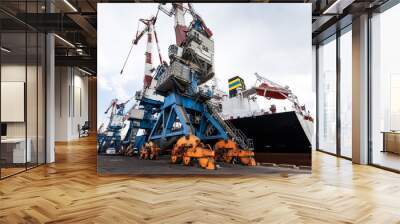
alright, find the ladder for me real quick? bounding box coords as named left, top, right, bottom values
left=176, top=105, right=195, bottom=134
left=206, top=102, right=254, bottom=150
left=124, top=121, right=139, bottom=144
left=129, top=128, right=139, bottom=143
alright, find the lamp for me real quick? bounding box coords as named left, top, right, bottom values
left=1, top=47, right=11, bottom=53
left=63, top=0, right=78, bottom=12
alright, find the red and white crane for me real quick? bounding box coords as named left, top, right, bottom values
left=120, top=15, right=164, bottom=89
left=158, top=3, right=187, bottom=46
left=158, top=3, right=213, bottom=46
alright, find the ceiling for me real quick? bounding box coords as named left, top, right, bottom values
left=0, top=0, right=394, bottom=75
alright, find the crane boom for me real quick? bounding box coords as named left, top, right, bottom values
left=120, top=16, right=163, bottom=76
left=120, top=27, right=147, bottom=75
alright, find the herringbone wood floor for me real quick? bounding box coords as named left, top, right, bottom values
left=1, top=136, right=400, bottom=224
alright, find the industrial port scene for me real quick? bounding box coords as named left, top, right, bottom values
left=97, top=3, right=313, bottom=174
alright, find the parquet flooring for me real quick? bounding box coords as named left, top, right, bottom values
left=1, top=136, right=400, bottom=223
left=1, top=167, right=26, bottom=178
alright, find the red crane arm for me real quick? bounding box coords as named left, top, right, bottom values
left=133, top=27, right=147, bottom=45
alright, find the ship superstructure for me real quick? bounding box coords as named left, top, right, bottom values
left=212, top=74, right=314, bottom=165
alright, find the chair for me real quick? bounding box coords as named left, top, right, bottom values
left=79, top=121, right=90, bottom=138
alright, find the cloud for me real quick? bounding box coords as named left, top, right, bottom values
left=97, top=74, right=112, bottom=91
left=98, top=3, right=314, bottom=124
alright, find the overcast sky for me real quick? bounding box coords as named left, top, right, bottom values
left=97, top=3, right=313, bottom=125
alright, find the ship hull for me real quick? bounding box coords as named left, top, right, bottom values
left=227, top=111, right=313, bottom=166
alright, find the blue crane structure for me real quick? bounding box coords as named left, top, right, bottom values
left=118, top=3, right=255, bottom=167
left=97, top=99, right=130, bottom=154
left=145, top=3, right=230, bottom=147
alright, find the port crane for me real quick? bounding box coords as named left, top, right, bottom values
left=97, top=98, right=130, bottom=154
left=117, top=3, right=256, bottom=169
left=118, top=13, right=165, bottom=157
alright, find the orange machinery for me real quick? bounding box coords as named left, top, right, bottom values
left=139, top=141, right=160, bottom=160
left=140, top=134, right=256, bottom=170
left=214, top=139, right=256, bottom=166
left=171, top=135, right=215, bottom=170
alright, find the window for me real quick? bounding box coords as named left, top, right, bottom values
left=339, top=28, right=352, bottom=158
left=370, top=4, right=400, bottom=171
left=1, top=30, right=28, bottom=178
left=0, top=2, right=46, bottom=179
left=317, top=36, right=337, bottom=154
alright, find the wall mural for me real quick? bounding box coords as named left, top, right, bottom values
left=97, top=3, right=313, bottom=175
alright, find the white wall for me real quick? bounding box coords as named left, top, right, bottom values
left=1, top=65, right=26, bottom=138
left=1, top=63, right=46, bottom=164
left=72, top=72, right=89, bottom=138
left=1, top=65, right=39, bottom=138
left=55, top=66, right=68, bottom=141
left=55, top=67, right=89, bottom=141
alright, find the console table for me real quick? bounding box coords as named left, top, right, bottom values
left=382, top=131, right=400, bottom=154
left=1, top=138, right=32, bottom=164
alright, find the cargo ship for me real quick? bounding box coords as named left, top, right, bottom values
left=213, top=73, right=314, bottom=166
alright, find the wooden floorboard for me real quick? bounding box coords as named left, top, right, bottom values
left=1, top=136, right=400, bottom=223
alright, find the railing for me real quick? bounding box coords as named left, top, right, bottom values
left=225, top=119, right=254, bottom=150
left=206, top=102, right=254, bottom=150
